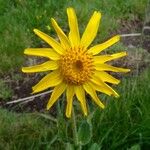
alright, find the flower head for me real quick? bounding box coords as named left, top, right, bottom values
left=22, top=8, right=130, bottom=118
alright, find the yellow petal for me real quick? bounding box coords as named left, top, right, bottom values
left=88, top=35, right=120, bottom=55
left=67, top=7, right=80, bottom=47
left=66, top=85, right=75, bottom=118
left=93, top=52, right=127, bottom=64
left=32, top=70, right=62, bottom=93
left=81, top=11, right=101, bottom=48
left=95, top=63, right=130, bottom=72
left=51, top=18, right=71, bottom=49
left=90, top=74, right=119, bottom=97
left=22, top=61, right=58, bottom=73
left=47, top=82, right=67, bottom=110
left=88, top=81, right=112, bottom=96
left=24, top=48, right=60, bottom=60
left=93, top=55, right=113, bottom=64
left=94, top=71, right=120, bottom=84
left=74, top=85, right=87, bottom=116
left=33, top=29, right=65, bottom=54
left=83, top=82, right=105, bottom=109
left=110, top=51, right=127, bottom=60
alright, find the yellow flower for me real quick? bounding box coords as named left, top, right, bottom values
left=22, top=8, right=130, bottom=118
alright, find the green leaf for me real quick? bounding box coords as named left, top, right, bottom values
left=78, top=120, right=92, bottom=145
left=57, top=115, right=67, bottom=140
left=88, top=143, right=101, bottom=150
left=66, top=143, right=74, bottom=150
left=128, top=144, right=141, bottom=150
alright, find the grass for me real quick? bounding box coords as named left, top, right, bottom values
left=89, top=70, right=150, bottom=149
left=0, top=0, right=148, bottom=73
left=0, top=79, right=13, bottom=100
left=0, top=110, right=59, bottom=150
left=0, top=69, right=150, bottom=149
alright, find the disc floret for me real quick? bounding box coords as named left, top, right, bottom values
left=59, top=47, right=94, bottom=85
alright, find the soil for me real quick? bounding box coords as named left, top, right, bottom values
left=0, top=18, right=150, bottom=114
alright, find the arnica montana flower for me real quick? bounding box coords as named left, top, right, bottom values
left=22, top=7, right=130, bottom=118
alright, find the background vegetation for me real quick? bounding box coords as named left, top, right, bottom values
left=0, top=0, right=149, bottom=149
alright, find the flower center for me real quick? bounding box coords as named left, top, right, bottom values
left=59, top=47, right=94, bottom=85
left=73, top=60, right=83, bottom=71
